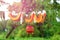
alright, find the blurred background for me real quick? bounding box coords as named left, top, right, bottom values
left=0, top=0, right=60, bottom=40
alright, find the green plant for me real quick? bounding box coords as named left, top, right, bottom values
left=50, top=34, right=60, bottom=40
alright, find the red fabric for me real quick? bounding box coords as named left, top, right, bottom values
left=26, top=25, right=34, bottom=34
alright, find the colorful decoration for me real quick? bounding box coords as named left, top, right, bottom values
left=26, top=25, right=34, bottom=34
left=8, top=11, right=46, bottom=38
left=34, top=13, right=43, bottom=23
left=25, top=13, right=34, bottom=23
left=9, top=13, right=21, bottom=21
left=9, top=11, right=46, bottom=23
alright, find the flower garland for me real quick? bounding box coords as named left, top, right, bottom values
left=9, top=11, right=46, bottom=24
left=9, top=13, right=21, bottom=21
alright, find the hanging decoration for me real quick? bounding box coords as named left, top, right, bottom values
left=9, top=13, right=21, bottom=21
left=25, top=13, right=34, bottom=23
left=34, top=13, right=43, bottom=23
left=9, top=11, right=46, bottom=23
